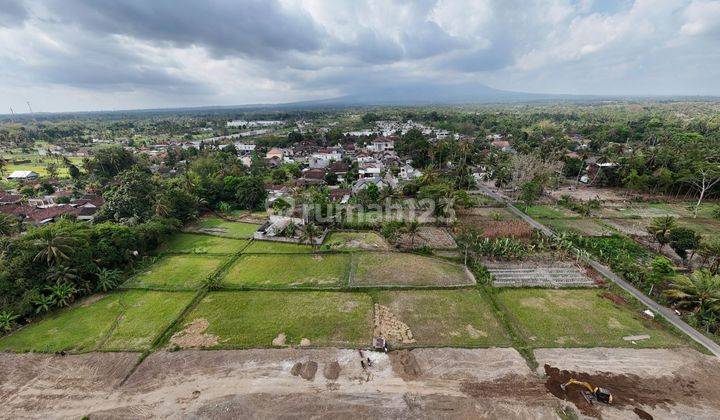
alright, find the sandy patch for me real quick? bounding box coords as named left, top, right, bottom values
left=169, top=318, right=219, bottom=349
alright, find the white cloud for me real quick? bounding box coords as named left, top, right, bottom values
left=0, top=0, right=719, bottom=112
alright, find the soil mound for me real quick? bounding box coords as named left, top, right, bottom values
left=323, top=361, right=341, bottom=380
left=390, top=350, right=421, bottom=380
left=300, top=361, right=318, bottom=380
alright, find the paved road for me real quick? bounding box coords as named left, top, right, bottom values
left=475, top=185, right=720, bottom=357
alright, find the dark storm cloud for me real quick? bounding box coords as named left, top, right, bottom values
left=0, top=0, right=29, bottom=27
left=43, top=0, right=324, bottom=59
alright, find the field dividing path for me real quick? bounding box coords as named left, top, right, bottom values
left=475, top=185, right=720, bottom=358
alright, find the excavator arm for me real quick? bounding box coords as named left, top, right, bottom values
left=560, top=378, right=613, bottom=404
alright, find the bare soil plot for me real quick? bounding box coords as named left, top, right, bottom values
left=323, top=231, right=390, bottom=251
left=458, top=206, right=517, bottom=221
left=486, top=262, right=595, bottom=288
left=494, top=289, right=687, bottom=348
left=160, top=233, right=248, bottom=254
left=4, top=347, right=720, bottom=418
left=0, top=291, right=194, bottom=352
left=352, top=252, right=474, bottom=287
left=185, top=216, right=260, bottom=239
left=179, top=291, right=373, bottom=348
left=601, top=218, right=650, bottom=236
left=221, top=253, right=350, bottom=288
left=123, top=254, right=227, bottom=290
left=536, top=348, right=720, bottom=418
left=538, top=218, right=612, bottom=236
left=677, top=217, right=720, bottom=236
left=242, top=240, right=312, bottom=253
left=397, top=226, right=457, bottom=249
left=374, top=290, right=510, bottom=347
left=0, top=352, right=139, bottom=414
left=549, top=186, right=628, bottom=202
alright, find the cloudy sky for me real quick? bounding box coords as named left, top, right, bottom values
left=1, top=0, right=719, bottom=112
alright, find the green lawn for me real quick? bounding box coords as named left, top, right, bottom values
left=182, top=291, right=373, bottom=348
left=222, top=254, right=350, bottom=288
left=374, top=289, right=510, bottom=347
left=160, top=233, right=248, bottom=254
left=494, top=289, right=686, bottom=348
left=123, top=254, right=228, bottom=290
left=539, top=218, right=612, bottom=236
left=353, top=252, right=474, bottom=287
left=523, top=205, right=579, bottom=219
left=190, top=217, right=260, bottom=239
left=242, top=240, right=312, bottom=253
left=0, top=291, right=194, bottom=352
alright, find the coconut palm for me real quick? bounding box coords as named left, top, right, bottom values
left=647, top=216, right=677, bottom=251
left=33, top=229, right=77, bottom=266
left=404, top=220, right=421, bottom=247
left=665, top=270, right=720, bottom=315
left=0, top=213, right=18, bottom=236
left=300, top=222, right=321, bottom=249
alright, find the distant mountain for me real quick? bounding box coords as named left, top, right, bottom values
left=288, top=83, right=586, bottom=106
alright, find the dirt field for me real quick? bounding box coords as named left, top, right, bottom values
left=2, top=347, right=719, bottom=419
left=535, top=348, right=720, bottom=419
left=397, top=226, right=457, bottom=249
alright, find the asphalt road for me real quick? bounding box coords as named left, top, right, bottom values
left=475, top=185, right=720, bottom=357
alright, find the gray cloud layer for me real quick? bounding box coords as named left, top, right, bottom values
left=1, top=0, right=719, bottom=111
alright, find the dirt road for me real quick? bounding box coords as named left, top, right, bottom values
left=1, top=347, right=719, bottom=419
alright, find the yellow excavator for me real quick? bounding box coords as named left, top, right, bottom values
left=560, top=379, right=613, bottom=405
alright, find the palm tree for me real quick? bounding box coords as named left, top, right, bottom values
left=647, top=216, right=677, bottom=251
left=47, top=265, right=80, bottom=284
left=0, top=213, right=18, bottom=236
left=665, top=270, right=720, bottom=316
left=404, top=220, right=420, bottom=247
left=300, top=222, right=321, bottom=249
left=33, top=229, right=77, bottom=266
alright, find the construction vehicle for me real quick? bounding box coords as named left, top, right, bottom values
left=560, top=379, right=613, bottom=405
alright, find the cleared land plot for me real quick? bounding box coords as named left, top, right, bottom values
left=601, top=218, right=649, bottom=236
left=323, top=231, right=390, bottom=251
left=187, top=217, right=259, bottom=239
left=242, top=240, right=312, bottom=254
left=353, top=252, right=474, bottom=287
left=180, top=291, right=373, bottom=348
left=374, top=290, right=510, bottom=347
left=458, top=207, right=517, bottom=221
left=539, top=218, right=611, bottom=236
left=0, top=291, right=194, bottom=352
left=487, top=264, right=595, bottom=288
left=160, top=233, right=248, bottom=254
left=222, top=253, right=350, bottom=288
left=398, top=226, right=457, bottom=249
left=123, top=254, right=227, bottom=290
left=495, top=289, right=686, bottom=348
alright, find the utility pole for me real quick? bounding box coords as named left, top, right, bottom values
left=9, top=107, right=14, bottom=123
left=26, top=101, right=33, bottom=114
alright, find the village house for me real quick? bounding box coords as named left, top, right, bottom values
left=265, top=147, right=284, bottom=160
left=7, top=170, right=39, bottom=181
